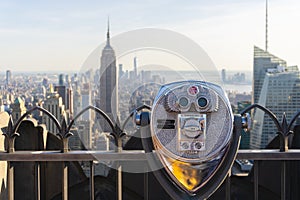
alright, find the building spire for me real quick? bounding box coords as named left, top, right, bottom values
left=106, top=16, right=110, bottom=46
left=265, top=0, right=268, bottom=52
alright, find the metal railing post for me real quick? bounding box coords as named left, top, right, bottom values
left=281, top=161, right=286, bottom=200
left=36, top=162, right=41, bottom=200
left=254, top=160, right=259, bottom=200
left=59, top=118, right=71, bottom=200
left=62, top=161, right=68, bottom=200
left=117, top=137, right=123, bottom=200
left=3, top=117, right=18, bottom=200
left=7, top=161, right=14, bottom=200
left=89, top=161, right=95, bottom=200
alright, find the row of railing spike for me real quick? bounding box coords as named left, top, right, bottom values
left=2, top=104, right=152, bottom=153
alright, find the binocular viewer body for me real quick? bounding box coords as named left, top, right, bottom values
left=139, top=80, right=241, bottom=199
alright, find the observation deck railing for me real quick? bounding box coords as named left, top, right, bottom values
left=0, top=104, right=299, bottom=200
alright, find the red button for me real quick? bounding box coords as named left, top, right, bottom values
left=188, top=86, right=199, bottom=95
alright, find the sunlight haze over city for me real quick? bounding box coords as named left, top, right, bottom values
left=0, top=0, right=299, bottom=72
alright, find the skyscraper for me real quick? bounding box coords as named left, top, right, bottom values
left=99, top=22, right=118, bottom=131
left=55, top=73, right=73, bottom=118
left=42, top=92, right=65, bottom=133
left=251, top=46, right=300, bottom=148
left=81, top=83, right=92, bottom=121
left=6, top=70, right=11, bottom=86
left=253, top=46, right=286, bottom=104
left=221, top=69, right=226, bottom=83
left=59, top=74, right=64, bottom=86
left=11, top=97, right=26, bottom=122
left=134, top=56, right=138, bottom=78
left=54, top=85, right=67, bottom=107
left=55, top=73, right=67, bottom=108
left=118, top=64, right=124, bottom=78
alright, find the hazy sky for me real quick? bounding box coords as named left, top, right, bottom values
left=0, top=0, right=299, bottom=72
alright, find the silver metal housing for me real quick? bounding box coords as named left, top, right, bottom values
left=150, top=81, right=234, bottom=193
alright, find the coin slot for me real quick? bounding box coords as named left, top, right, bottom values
left=157, top=119, right=176, bottom=129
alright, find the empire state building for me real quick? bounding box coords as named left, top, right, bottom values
left=99, top=23, right=118, bottom=131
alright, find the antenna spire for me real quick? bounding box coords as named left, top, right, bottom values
left=106, top=16, right=110, bottom=46
left=265, top=0, right=268, bottom=52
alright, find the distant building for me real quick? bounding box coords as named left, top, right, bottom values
left=10, top=97, right=26, bottom=122
left=129, top=71, right=135, bottom=80
left=141, top=70, right=152, bottom=83
left=221, top=69, right=226, bottom=83
left=42, top=92, right=65, bottom=133
left=0, top=99, right=4, bottom=112
left=231, top=73, right=246, bottom=83
left=253, top=46, right=286, bottom=104
left=118, top=64, right=124, bottom=78
left=251, top=46, right=300, bottom=148
left=55, top=74, right=73, bottom=117
left=73, top=87, right=81, bottom=117
left=129, top=83, right=160, bottom=113
left=6, top=70, right=11, bottom=86
left=58, top=74, right=64, bottom=86
left=98, top=22, right=118, bottom=131
left=81, top=83, right=92, bottom=121
left=67, top=86, right=73, bottom=118
left=77, top=120, right=93, bottom=149
left=227, top=91, right=252, bottom=107
left=42, top=78, right=48, bottom=88
left=152, top=75, right=162, bottom=84
left=134, top=56, right=138, bottom=78
left=54, top=85, right=66, bottom=107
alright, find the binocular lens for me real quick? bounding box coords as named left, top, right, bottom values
left=198, top=97, right=208, bottom=108
left=179, top=97, right=189, bottom=107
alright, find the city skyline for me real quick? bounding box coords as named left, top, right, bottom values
left=0, top=0, right=300, bottom=72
